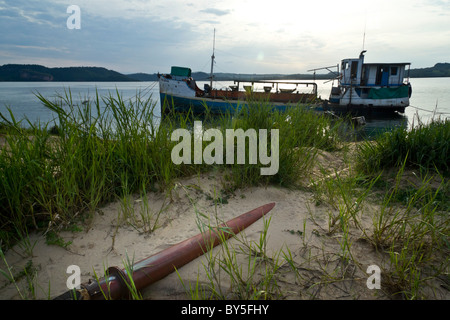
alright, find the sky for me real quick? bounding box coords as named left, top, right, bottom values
left=0, top=0, right=449, bottom=75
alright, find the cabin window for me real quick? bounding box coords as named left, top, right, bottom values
left=391, top=67, right=398, bottom=76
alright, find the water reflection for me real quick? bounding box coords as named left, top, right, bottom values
left=357, top=113, right=408, bottom=140
left=321, top=111, right=408, bottom=142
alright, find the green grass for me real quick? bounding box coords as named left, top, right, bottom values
left=309, top=138, right=449, bottom=299
left=0, top=89, right=196, bottom=249
left=237, top=100, right=342, bottom=186
left=197, top=98, right=345, bottom=192
left=177, top=208, right=286, bottom=300
left=356, top=118, right=449, bottom=175
left=352, top=118, right=449, bottom=298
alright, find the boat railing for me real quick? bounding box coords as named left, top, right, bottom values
left=231, top=80, right=318, bottom=95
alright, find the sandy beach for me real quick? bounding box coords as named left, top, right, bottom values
left=0, top=148, right=378, bottom=300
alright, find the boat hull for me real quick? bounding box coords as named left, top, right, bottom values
left=160, top=92, right=243, bottom=114
left=323, top=100, right=406, bottom=116
left=160, top=92, right=317, bottom=115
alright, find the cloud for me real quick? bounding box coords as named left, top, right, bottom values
left=0, top=0, right=449, bottom=73
left=2, top=44, right=68, bottom=53
left=0, top=0, right=63, bottom=28
left=199, top=8, right=231, bottom=16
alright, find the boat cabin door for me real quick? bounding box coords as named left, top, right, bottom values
left=376, top=66, right=390, bottom=86
left=341, top=59, right=361, bottom=85
left=381, top=71, right=389, bottom=86
left=350, top=61, right=359, bottom=80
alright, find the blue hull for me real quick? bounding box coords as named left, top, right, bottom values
left=160, top=93, right=243, bottom=114
left=160, top=93, right=320, bottom=114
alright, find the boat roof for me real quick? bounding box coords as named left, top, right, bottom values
left=362, top=62, right=411, bottom=66
left=170, top=66, right=191, bottom=77
left=233, top=79, right=317, bottom=85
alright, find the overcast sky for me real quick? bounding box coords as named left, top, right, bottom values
left=0, top=0, right=449, bottom=75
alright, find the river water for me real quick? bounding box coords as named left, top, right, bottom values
left=0, top=78, right=449, bottom=138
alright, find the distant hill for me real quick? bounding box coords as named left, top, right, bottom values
left=1, top=62, right=449, bottom=82
left=408, top=63, right=450, bottom=78
left=126, top=73, right=159, bottom=81
left=0, top=64, right=134, bottom=81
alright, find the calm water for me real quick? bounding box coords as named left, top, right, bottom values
left=0, top=78, right=449, bottom=138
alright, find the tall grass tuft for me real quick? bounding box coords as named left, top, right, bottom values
left=0, top=89, right=196, bottom=249
left=370, top=165, right=449, bottom=298
left=356, top=118, right=449, bottom=175
left=218, top=99, right=344, bottom=190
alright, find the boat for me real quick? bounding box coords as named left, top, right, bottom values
left=158, top=68, right=319, bottom=114
left=158, top=30, right=319, bottom=115
left=158, top=67, right=319, bottom=115
left=322, top=50, right=412, bottom=115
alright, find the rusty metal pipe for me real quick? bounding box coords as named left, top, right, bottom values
left=54, top=202, right=275, bottom=300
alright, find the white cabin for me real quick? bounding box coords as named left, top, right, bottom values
left=340, top=51, right=410, bottom=87
left=329, top=51, right=412, bottom=113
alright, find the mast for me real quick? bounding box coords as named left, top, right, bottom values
left=209, top=28, right=216, bottom=90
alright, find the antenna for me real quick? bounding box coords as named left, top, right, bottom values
left=210, top=28, right=216, bottom=90
left=362, top=10, right=367, bottom=51
left=362, top=27, right=366, bottom=51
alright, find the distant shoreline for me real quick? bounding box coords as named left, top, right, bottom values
left=1, top=63, right=449, bottom=82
